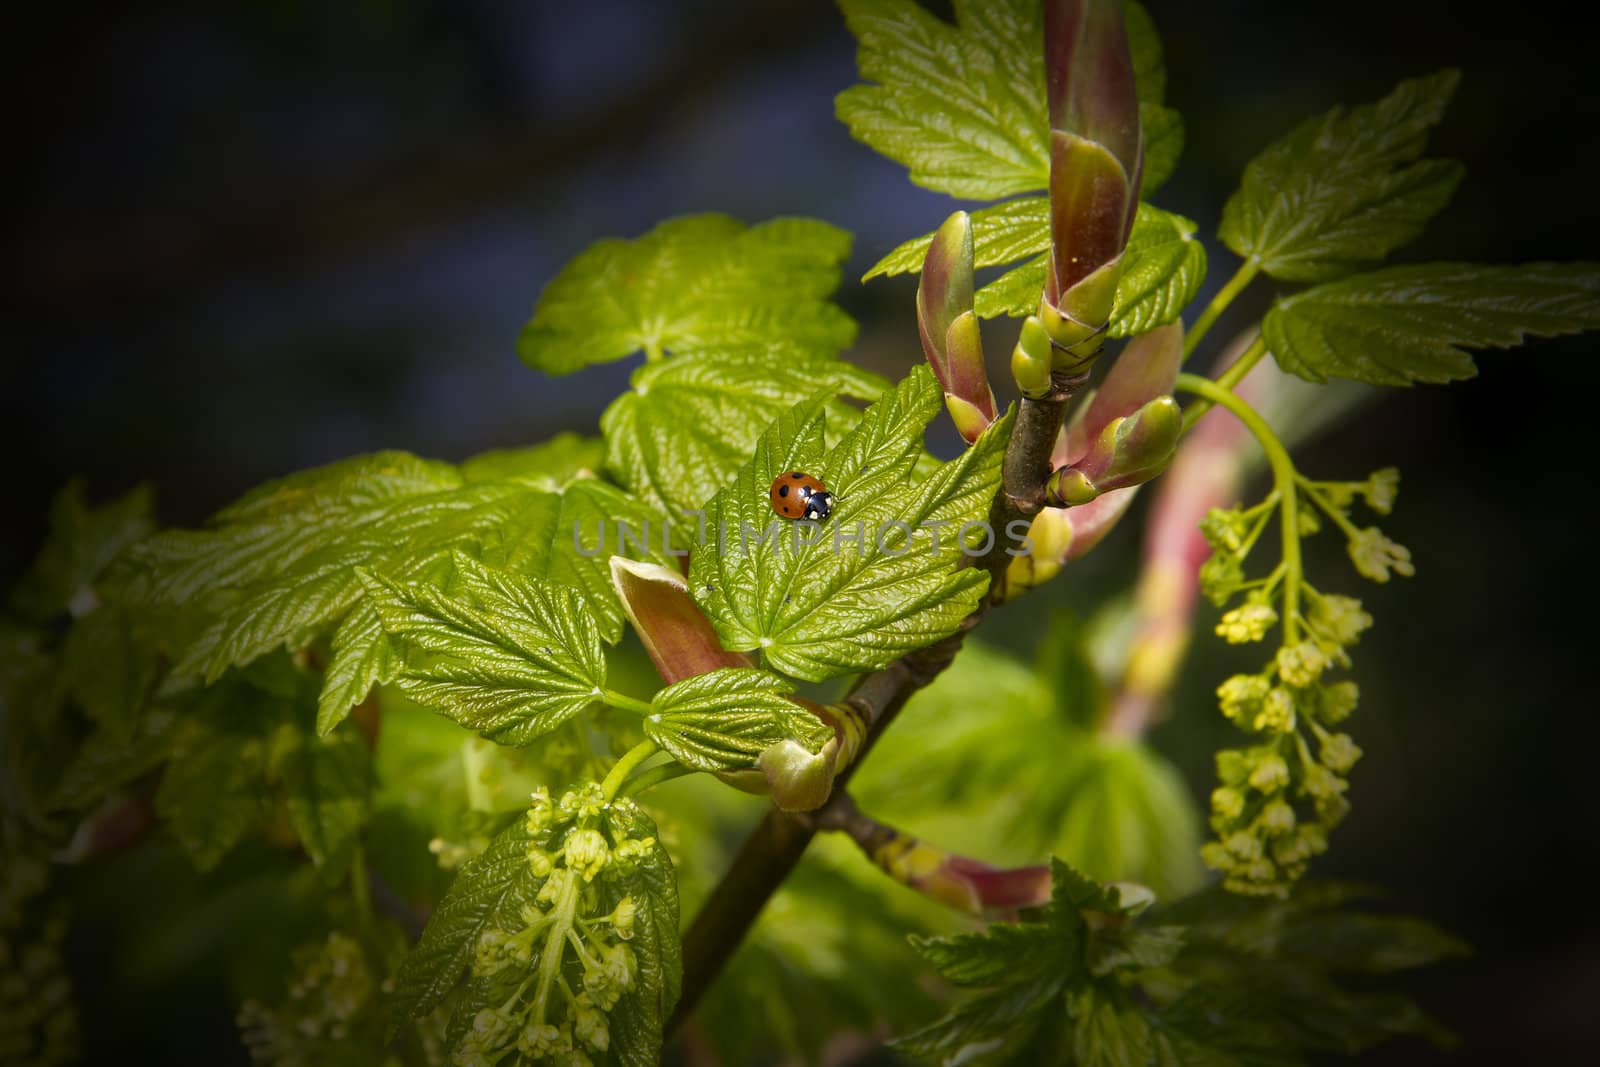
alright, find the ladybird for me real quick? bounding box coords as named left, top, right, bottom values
left=769, top=471, right=834, bottom=521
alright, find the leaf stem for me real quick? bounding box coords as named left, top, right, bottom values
left=601, top=689, right=655, bottom=717
left=620, top=762, right=696, bottom=797
left=1175, top=373, right=1302, bottom=642
left=643, top=341, right=665, bottom=363
left=601, top=739, right=659, bottom=802
left=1180, top=334, right=1269, bottom=434
left=1183, top=258, right=1261, bottom=359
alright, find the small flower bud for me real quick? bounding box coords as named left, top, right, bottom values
left=573, top=993, right=611, bottom=1053
left=559, top=783, right=607, bottom=822
left=1258, top=800, right=1297, bottom=837
left=611, top=836, right=656, bottom=871
left=1275, top=641, right=1328, bottom=688
left=1216, top=600, right=1277, bottom=644
left=1199, top=553, right=1245, bottom=606
left=603, top=943, right=637, bottom=993
left=526, top=787, right=554, bottom=834
left=1302, top=762, right=1347, bottom=802
left=1217, top=674, right=1269, bottom=725
left=473, top=929, right=508, bottom=975
left=1318, top=732, right=1363, bottom=774
left=1318, top=680, right=1360, bottom=724
left=564, top=829, right=610, bottom=882
left=518, top=1022, right=567, bottom=1058
left=1215, top=748, right=1250, bottom=786
left=610, top=897, right=637, bottom=941
left=1364, top=467, right=1400, bottom=515
left=1248, top=755, right=1291, bottom=793
left=1348, top=527, right=1415, bottom=583
left=1211, top=786, right=1246, bottom=820
left=1252, top=687, right=1296, bottom=734
left=1224, top=831, right=1262, bottom=861
left=1200, top=507, right=1249, bottom=554
left=526, top=845, right=554, bottom=878
left=473, top=1007, right=515, bottom=1045
left=1313, top=594, right=1372, bottom=647
left=1199, top=841, right=1234, bottom=872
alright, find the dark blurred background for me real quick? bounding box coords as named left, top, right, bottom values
left=6, top=1, right=1598, bottom=1063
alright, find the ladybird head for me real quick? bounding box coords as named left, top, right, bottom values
left=802, top=491, right=834, bottom=521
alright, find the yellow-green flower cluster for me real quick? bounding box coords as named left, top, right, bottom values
left=457, top=784, right=655, bottom=1067
left=1197, top=468, right=1408, bottom=896
left=236, top=932, right=376, bottom=1065
left=0, top=858, right=79, bottom=1067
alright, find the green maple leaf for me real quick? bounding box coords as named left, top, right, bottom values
left=361, top=553, right=607, bottom=746
left=642, top=668, right=828, bottom=772
left=689, top=368, right=1010, bottom=682
left=1264, top=261, right=1600, bottom=385
left=518, top=214, right=857, bottom=375
left=1219, top=70, right=1464, bottom=282
left=109, top=451, right=665, bottom=734
left=837, top=0, right=1180, bottom=200
left=459, top=432, right=607, bottom=489
left=601, top=350, right=886, bottom=521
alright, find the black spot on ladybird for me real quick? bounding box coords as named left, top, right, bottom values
left=778, top=485, right=789, bottom=497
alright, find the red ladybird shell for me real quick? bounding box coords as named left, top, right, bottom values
left=769, top=471, right=826, bottom=519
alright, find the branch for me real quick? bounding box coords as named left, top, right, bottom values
left=811, top=791, right=1051, bottom=917
left=671, top=630, right=966, bottom=1029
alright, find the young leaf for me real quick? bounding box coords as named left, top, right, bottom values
left=10, top=479, right=154, bottom=623
left=361, top=553, right=606, bottom=746
left=601, top=350, right=886, bottom=520
left=838, top=1, right=1179, bottom=201
left=1104, top=205, right=1207, bottom=337
left=867, top=196, right=1052, bottom=281
left=1264, top=261, right=1600, bottom=385
left=689, top=368, right=1010, bottom=682
left=272, top=721, right=372, bottom=868
left=518, top=214, right=857, bottom=375
left=643, top=668, right=826, bottom=772
left=1219, top=70, right=1464, bottom=282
